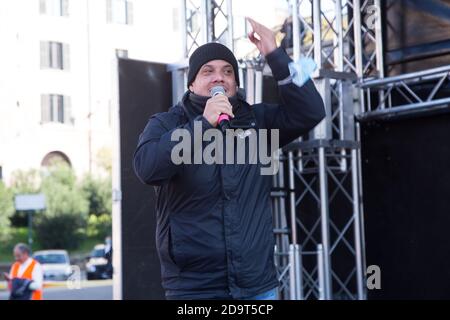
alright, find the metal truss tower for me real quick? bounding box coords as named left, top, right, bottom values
left=271, top=0, right=384, bottom=301
left=176, top=0, right=386, bottom=300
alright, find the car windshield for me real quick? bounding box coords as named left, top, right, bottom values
left=90, top=248, right=105, bottom=258
left=34, top=253, right=68, bottom=264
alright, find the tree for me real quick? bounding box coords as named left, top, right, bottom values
left=96, top=147, right=112, bottom=175
left=0, top=181, right=14, bottom=242
left=35, top=162, right=89, bottom=250
left=8, top=169, right=42, bottom=227
left=81, top=172, right=112, bottom=241
left=40, top=163, right=89, bottom=218
left=86, top=213, right=112, bottom=240
left=81, top=174, right=112, bottom=216
left=5, top=161, right=112, bottom=250
left=10, top=168, right=41, bottom=194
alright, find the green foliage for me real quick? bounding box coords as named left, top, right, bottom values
left=0, top=228, right=31, bottom=262
left=34, top=214, right=86, bottom=250
left=86, top=214, right=112, bottom=240
left=81, top=174, right=112, bottom=216
left=8, top=169, right=43, bottom=227
left=9, top=168, right=41, bottom=194
left=2, top=160, right=111, bottom=252
left=0, top=181, right=14, bottom=242
left=96, top=147, right=112, bottom=174
left=31, top=162, right=89, bottom=249
left=40, top=163, right=89, bottom=219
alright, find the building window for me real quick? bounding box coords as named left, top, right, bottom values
left=41, top=151, right=71, bottom=168
left=41, top=94, right=72, bottom=124
left=106, top=0, right=133, bottom=25
left=40, top=41, right=70, bottom=70
left=115, top=49, right=128, bottom=58
left=39, top=0, right=69, bottom=17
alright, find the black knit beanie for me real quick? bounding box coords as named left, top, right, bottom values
left=187, top=42, right=240, bottom=88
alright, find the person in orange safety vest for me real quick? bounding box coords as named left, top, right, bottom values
left=3, top=243, right=43, bottom=300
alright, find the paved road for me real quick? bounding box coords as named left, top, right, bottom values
left=0, top=282, right=112, bottom=300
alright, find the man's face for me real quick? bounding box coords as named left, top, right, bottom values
left=13, top=248, right=28, bottom=263
left=189, top=60, right=237, bottom=97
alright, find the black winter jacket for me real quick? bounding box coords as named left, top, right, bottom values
left=133, top=47, right=325, bottom=299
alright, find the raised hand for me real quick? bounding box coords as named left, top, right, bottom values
left=246, top=17, right=277, bottom=57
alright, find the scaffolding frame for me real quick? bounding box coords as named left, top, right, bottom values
left=175, top=0, right=388, bottom=300
left=357, top=65, right=450, bottom=121
left=181, top=0, right=234, bottom=57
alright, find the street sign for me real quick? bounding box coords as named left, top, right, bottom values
left=14, top=194, right=46, bottom=211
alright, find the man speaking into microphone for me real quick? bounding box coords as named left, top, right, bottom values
left=133, top=17, right=325, bottom=300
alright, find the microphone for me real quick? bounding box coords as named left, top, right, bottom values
left=210, top=86, right=231, bottom=132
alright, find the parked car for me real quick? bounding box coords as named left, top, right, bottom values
left=85, top=244, right=111, bottom=280
left=33, top=250, right=72, bottom=281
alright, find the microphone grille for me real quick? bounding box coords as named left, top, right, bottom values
left=210, top=86, right=225, bottom=96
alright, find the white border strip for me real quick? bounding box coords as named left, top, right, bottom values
left=111, top=56, right=123, bottom=300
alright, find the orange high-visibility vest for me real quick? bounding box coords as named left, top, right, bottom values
left=10, top=259, right=43, bottom=300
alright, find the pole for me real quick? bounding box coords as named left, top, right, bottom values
left=27, top=210, right=33, bottom=252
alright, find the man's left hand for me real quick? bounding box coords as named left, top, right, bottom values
left=246, top=17, right=277, bottom=57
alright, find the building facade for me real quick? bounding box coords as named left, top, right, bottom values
left=0, top=0, right=181, bottom=184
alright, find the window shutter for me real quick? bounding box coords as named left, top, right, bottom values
left=39, top=0, right=47, bottom=14
left=56, top=95, right=63, bottom=123
left=62, top=0, right=69, bottom=16
left=63, top=43, right=70, bottom=70
left=106, top=0, right=112, bottom=23
left=40, top=41, right=49, bottom=68
left=49, top=42, right=57, bottom=68
left=41, top=94, right=51, bottom=123
left=126, top=1, right=133, bottom=25
left=64, top=96, right=72, bottom=124
left=50, top=95, right=57, bottom=121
